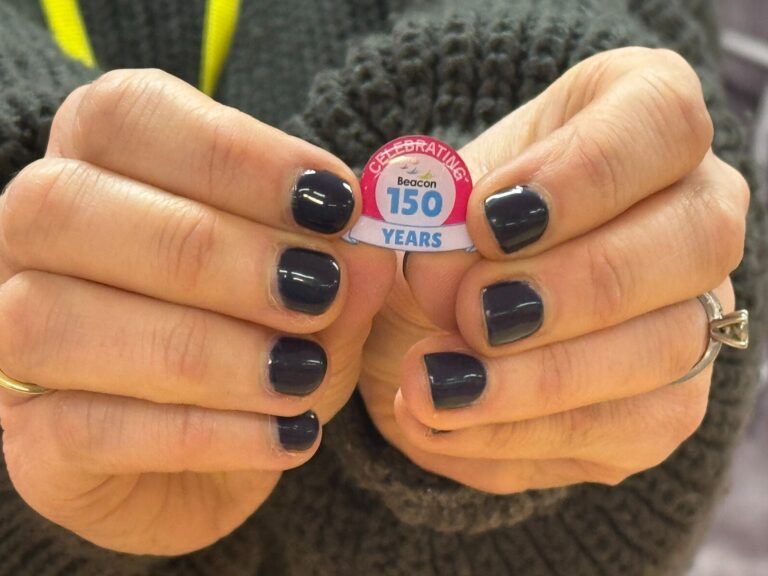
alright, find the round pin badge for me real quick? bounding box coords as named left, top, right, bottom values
left=344, top=135, right=473, bottom=252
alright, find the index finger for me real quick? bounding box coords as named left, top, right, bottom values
left=47, top=69, right=359, bottom=236
left=463, top=47, right=713, bottom=259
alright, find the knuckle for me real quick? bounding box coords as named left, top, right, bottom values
left=158, top=309, right=211, bottom=387
left=646, top=50, right=713, bottom=151
left=702, top=191, right=747, bottom=276
left=533, top=342, right=581, bottom=415
left=0, top=159, right=88, bottom=262
left=156, top=202, right=219, bottom=290
left=52, top=393, right=104, bottom=459
left=565, top=124, right=624, bottom=214
left=49, top=84, right=91, bottom=149
left=199, top=109, right=252, bottom=204
left=669, top=385, right=709, bottom=442
left=0, top=271, right=60, bottom=380
left=558, top=406, right=599, bottom=454
left=74, top=69, right=172, bottom=158
left=585, top=236, right=634, bottom=325
left=171, top=405, right=217, bottom=461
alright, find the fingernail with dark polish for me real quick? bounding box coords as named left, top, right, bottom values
left=269, top=337, right=327, bottom=396
left=482, top=281, right=543, bottom=346
left=424, top=352, right=487, bottom=409
left=484, top=185, right=548, bottom=254
left=277, top=248, right=340, bottom=315
left=277, top=411, right=320, bottom=451
left=292, top=170, right=355, bottom=234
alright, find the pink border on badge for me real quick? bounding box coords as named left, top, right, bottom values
left=359, top=135, right=473, bottom=225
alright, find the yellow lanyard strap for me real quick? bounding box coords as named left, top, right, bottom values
left=200, top=0, right=242, bottom=96
left=40, top=0, right=242, bottom=96
left=40, top=0, right=96, bottom=68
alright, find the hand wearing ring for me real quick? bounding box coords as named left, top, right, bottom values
left=359, top=47, right=752, bottom=494
left=0, top=47, right=754, bottom=555
left=0, top=69, right=397, bottom=555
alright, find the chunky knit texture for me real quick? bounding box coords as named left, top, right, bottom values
left=0, top=0, right=766, bottom=574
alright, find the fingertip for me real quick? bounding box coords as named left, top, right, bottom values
left=404, top=251, right=479, bottom=332
left=289, top=167, right=361, bottom=237
left=467, top=175, right=551, bottom=260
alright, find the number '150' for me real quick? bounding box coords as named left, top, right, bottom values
left=387, top=187, right=443, bottom=217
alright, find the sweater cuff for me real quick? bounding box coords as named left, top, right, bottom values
left=324, top=391, right=569, bottom=534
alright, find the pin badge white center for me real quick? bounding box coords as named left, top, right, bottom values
left=344, top=135, right=474, bottom=252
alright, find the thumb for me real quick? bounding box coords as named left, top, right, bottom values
left=403, top=95, right=540, bottom=331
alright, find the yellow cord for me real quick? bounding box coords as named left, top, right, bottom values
left=41, top=0, right=241, bottom=95
left=200, top=0, right=242, bottom=96
left=39, top=0, right=96, bottom=68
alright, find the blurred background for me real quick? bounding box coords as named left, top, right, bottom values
left=689, top=1, right=768, bottom=575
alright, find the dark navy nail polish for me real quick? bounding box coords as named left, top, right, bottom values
left=292, top=170, right=355, bottom=234
left=276, top=411, right=320, bottom=451
left=268, top=337, right=327, bottom=396
left=484, top=185, right=548, bottom=254
left=482, top=281, right=543, bottom=346
left=424, top=352, right=487, bottom=409
left=277, top=248, right=340, bottom=315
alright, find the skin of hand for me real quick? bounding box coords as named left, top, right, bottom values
left=360, top=47, right=749, bottom=494
left=0, top=69, right=397, bottom=554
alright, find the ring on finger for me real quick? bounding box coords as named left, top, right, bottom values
left=671, top=291, right=749, bottom=385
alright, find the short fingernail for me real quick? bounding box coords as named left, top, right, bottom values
left=292, top=170, right=355, bottom=234
left=277, top=248, right=340, bottom=315
left=482, top=281, right=543, bottom=346
left=268, top=337, right=327, bottom=396
left=484, top=185, right=548, bottom=254
left=276, top=410, right=320, bottom=451
left=424, top=352, right=487, bottom=409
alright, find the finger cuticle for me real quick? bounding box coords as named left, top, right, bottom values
left=484, top=185, right=549, bottom=254
left=291, top=170, right=355, bottom=234
left=482, top=281, right=544, bottom=346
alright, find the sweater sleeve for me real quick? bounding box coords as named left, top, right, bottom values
left=282, top=0, right=767, bottom=536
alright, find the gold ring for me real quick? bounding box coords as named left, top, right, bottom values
left=0, top=367, right=52, bottom=395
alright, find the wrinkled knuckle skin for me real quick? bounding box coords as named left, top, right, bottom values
left=704, top=192, right=747, bottom=277
left=0, top=271, right=57, bottom=383
left=73, top=68, right=173, bottom=160
left=533, top=343, right=580, bottom=416
left=559, top=406, right=599, bottom=454
left=723, top=162, right=752, bottom=214
left=172, top=405, right=217, bottom=463
left=649, top=50, right=714, bottom=151
left=0, top=159, right=86, bottom=265
left=52, top=393, right=104, bottom=461
left=566, top=124, right=623, bottom=215
left=670, top=388, right=709, bottom=445
left=585, top=238, right=632, bottom=326
left=157, top=204, right=218, bottom=291
left=160, top=309, right=211, bottom=388
left=200, top=109, right=253, bottom=205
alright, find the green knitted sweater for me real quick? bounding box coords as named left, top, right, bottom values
left=0, top=0, right=765, bottom=574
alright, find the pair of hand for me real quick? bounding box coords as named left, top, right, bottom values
left=0, top=47, right=748, bottom=555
